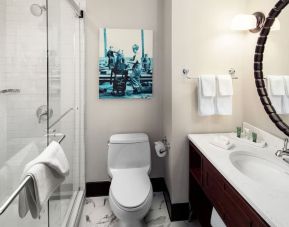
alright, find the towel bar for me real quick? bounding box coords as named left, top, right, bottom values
left=0, top=134, right=66, bottom=215
left=182, top=68, right=239, bottom=80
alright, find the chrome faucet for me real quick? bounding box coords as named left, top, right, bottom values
left=275, top=138, right=289, bottom=157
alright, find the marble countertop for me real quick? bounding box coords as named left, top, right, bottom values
left=188, top=131, right=289, bottom=227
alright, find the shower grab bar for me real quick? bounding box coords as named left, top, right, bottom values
left=49, top=108, right=74, bottom=129
left=66, top=0, right=83, bottom=18
left=0, top=134, right=66, bottom=215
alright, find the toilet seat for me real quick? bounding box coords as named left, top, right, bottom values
left=110, top=168, right=152, bottom=210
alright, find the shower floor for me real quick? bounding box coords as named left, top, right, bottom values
left=78, top=192, right=201, bottom=227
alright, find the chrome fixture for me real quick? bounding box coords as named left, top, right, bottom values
left=231, top=11, right=280, bottom=33
left=0, top=133, right=66, bottom=215
left=0, top=89, right=20, bottom=94
left=36, top=105, right=53, bottom=124
left=49, top=107, right=74, bottom=129
left=30, top=4, right=46, bottom=17
left=162, top=137, right=171, bottom=153
left=182, top=68, right=238, bottom=80
left=275, top=138, right=289, bottom=157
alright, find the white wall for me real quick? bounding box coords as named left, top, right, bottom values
left=165, top=0, right=249, bottom=203
left=85, top=0, right=165, bottom=182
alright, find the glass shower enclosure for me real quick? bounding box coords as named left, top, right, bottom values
left=0, top=0, right=85, bottom=226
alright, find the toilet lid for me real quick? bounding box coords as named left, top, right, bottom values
left=111, top=169, right=151, bottom=209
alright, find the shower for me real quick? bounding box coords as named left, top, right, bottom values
left=0, top=0, right=85, bottom=227
left=30, top=4, right=46, bottom=16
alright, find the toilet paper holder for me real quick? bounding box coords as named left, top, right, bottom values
left=161, top=137, right=170, bottom=153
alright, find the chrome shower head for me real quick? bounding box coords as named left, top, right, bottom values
left=30, top=4, right=46, bottom=17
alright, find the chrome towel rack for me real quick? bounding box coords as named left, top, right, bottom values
left=182, top=68, right=238, bottom=80
left=0, top=133, right=66, bottom=215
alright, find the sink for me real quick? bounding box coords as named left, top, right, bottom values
left=229, top=151, right=289, bottom=190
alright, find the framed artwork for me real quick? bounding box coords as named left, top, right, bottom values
left=99, top=28, right=153, bottom=99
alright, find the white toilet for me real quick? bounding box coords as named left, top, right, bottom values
left=107, top=133, right=153, bottom=227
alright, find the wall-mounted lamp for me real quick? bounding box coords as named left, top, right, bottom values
left=231, top=12, right=280, bottom=33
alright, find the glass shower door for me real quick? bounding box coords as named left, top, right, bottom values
left=47, top=0, right=83, bottom=226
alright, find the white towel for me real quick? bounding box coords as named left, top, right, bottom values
left=18, top=141, right=69, bottom=219
left=198, top=75, right=216, bottom=116
left=216, top=75, right=233, bottom=115
left=201, top=74, right=216, bottom=97
left=211, top=208, right=226, bottom=227
left=210, top=136, right=233, bottom=150
left=267, top=75, right=285, bottom=114
left=283, top=76, right=289, bottom=114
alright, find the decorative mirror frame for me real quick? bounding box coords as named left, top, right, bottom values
left=254, top=0, right=289, bottom=136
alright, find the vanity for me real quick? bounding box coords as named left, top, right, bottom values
left=188, top=129, right=289, bottom=227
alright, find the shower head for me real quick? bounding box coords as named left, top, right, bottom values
left=30, top=4, right=46, bottom=17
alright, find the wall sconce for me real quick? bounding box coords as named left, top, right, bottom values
left=231, top=12, right=280, bottom=33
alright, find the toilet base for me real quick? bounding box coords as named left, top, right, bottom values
left=119, top=220, right=144, bottom=227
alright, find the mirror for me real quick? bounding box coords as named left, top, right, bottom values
left=254, top=0, right=289, bottom=136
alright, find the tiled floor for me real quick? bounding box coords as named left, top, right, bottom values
left=78, top=192, right=201, bottom=227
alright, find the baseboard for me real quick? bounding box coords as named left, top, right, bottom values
left=86, top=177, right=189, bottom=222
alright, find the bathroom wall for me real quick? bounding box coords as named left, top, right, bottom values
left=85, top=0, right=165, bottom=182
left=243, top=0, right=289, bottom=138
left=164, top=0, right=249, bottom=204
left=4, top=0, right=47, bottom=156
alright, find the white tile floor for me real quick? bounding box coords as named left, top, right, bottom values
left=78, top=192, right=201, bottom=227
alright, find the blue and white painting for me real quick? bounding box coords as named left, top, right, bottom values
left=99, top=28, right=153, bottom=99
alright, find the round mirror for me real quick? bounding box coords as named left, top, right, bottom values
left=254, top=0, right=289, bottom=136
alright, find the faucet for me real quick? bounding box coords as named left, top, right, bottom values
left=275, top=138, right=289, bottom=157
left=38, top=111, right=48, bottom=123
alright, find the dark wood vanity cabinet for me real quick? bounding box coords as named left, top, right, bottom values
left=189, top=141, right=269, bottom=227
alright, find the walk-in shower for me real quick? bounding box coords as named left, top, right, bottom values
left=0, top=0, right=85, bottom=226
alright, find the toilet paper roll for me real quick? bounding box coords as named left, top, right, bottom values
left=154, top=141, right=167, bottom=157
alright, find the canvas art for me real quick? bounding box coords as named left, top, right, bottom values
left=99, top=28, right=153, bottom=99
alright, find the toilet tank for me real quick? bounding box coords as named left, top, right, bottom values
left=107, top=133, right=151, bottom=177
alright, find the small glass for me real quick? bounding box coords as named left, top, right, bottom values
left=252, top=132, right=257, bottom=143
left=236, top=126, right=242, bottom=138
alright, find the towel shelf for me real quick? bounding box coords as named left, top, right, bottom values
left=0, top=134, right=66, bottom=215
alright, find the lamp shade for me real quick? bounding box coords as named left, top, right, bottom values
left=231, top=14, right=257, bottom=30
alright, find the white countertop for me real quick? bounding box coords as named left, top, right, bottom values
left=188, top=132, right=289, bottom=227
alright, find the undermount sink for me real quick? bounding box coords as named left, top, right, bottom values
left=229, top=151, right=289, bottom=190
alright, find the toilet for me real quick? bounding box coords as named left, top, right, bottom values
left=107, top=133, right=153, bottom=227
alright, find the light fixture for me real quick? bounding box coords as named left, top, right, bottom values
left=231, top=12, right=280, bottom=33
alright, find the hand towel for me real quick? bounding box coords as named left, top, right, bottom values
left=216, top=75, right=233, bottom=115
left=267, top=75, right=285, bottom=114
left=210, top=136, right=233, bottom=150
left=283, top=76, right=289, bottom=114
left=201, top=74, right=216, bottom=97
left=211, top=208, right=226, bottom=227
left=18, top=141, right=69, bottom=219
left=198, top=75, right=216, bottom=116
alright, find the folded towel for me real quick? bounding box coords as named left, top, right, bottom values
left=216, top=75, right=233, bottom=115
left=268, top=75, right=285, bottom=95
left=201, top=75, right=216, bottom=97
left=267, top=75, right=284, bottom=114
left=210, top=136, right=233, bottom=150
left=211, top=208, right=226, bottom=227
left=198, top=75, right=216, bottom=116
left=217, top=75, right=233, bottom=96
left=283, top=76, right=289, bottom=113
left=18, top=141, right=69, bottom=219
